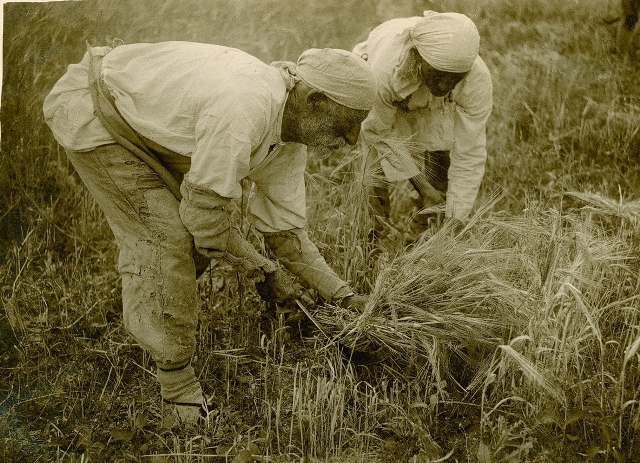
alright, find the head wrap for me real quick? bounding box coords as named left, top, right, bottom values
left=271, top=48, right=376, bottom=111
left=410, top=11, right=479, bottom=73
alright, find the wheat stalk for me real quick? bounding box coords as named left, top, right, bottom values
left=312, top=217, right=536, bottom=365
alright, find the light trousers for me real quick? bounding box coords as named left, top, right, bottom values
left=66, top=144, right=199, bottom=371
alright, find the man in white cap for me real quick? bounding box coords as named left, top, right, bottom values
left=353, top=11, right=493, bottom=230
left=43, top=41, right=376, bottom=425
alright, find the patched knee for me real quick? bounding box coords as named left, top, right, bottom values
left=264, top=230, right=303, bottom=259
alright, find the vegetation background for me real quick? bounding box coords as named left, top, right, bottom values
left=1, top=0, right=639, bottom=461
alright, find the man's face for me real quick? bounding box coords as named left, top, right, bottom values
left=294, top=99, right=368, bottom=158
left=420, top=61, right=468, bottom=97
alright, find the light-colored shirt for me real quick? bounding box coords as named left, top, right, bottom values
left=43, top=41, right=307, bottom=233
left=353, top=17, right=493, bottom=220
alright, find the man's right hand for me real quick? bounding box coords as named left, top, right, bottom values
left=254, top=268, right=297, bottom=305
left=341, top=294, right=369, bottom=312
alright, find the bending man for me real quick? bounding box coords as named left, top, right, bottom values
left=43, top=41, right=376, bottom=425
left=354, top=11, right=493, bottom=229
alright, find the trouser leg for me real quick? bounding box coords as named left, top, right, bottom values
left=362, top=148, right=391, bottom=239
left=146, top=144, right=210, bottom=279
left=65, top=144, right=203, bottom=405
left=424, top=150, right=450, bottom=195
left=408, top=151, right=449, bottom=231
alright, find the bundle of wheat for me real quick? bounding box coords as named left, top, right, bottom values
left=310, top=214, right=538, bottom=366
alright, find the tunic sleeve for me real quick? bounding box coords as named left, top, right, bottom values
left=186, top=90, right=269, bottom=199
left=247, top=143, right=308, bottom=233
left=447, top=57, right=493, bottom=220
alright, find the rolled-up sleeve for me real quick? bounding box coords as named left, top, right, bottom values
left=447, top=57, right=493, bottom=220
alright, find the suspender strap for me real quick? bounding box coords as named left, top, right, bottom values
left=86, top=44, right=183, bottom=201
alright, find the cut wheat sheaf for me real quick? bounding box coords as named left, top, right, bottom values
left=309, top=191, right=638, bottom=373
left=313, top=217, right=535, bottom=358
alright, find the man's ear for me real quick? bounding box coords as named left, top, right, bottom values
left=305, top=89, right=328, bottom=107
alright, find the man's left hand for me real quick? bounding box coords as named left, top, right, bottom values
left=255, top=268, right=296, bottom=305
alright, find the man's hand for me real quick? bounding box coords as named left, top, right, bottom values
left=340, top=294, right=369, bottom=312
left=255, top=268, right=296, bottom=305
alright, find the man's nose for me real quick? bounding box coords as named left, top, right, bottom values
left=344, top=123, right=361, bottom=145
left=438, top=80, right=453, bottom=93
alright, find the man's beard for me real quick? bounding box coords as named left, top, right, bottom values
left=293, top=110, right=345, bottom=159
left=308, top=138, right=345, bottom=159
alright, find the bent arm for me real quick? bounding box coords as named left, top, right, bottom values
left=179, top=180, right=278, bottom=276
left=263, top=228, right=352, bottom=301
left=246, top=144, right=352, bottom=300
left=447, top=58, right=493, bottom=221
left=179, top=89, right=281, bottom=275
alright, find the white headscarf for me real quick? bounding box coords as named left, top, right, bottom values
left=391, top=10, right=480, bottom=94
left=411, top=11, right=479, bottom=72
left=271, top=48, right=377, bottom=111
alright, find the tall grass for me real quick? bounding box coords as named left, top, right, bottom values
left=2, top=0, right=640, bottom=462
left=311, top=181, right=640, bottom=459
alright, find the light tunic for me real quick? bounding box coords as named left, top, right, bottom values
left=42, top=42, right=353, bottom=386
left=353, top=16, right=493, bottom=220
left=43, top=41, right=307, bottom=233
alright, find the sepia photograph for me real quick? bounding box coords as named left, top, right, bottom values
left=1, top=0, right=639, bottom=461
